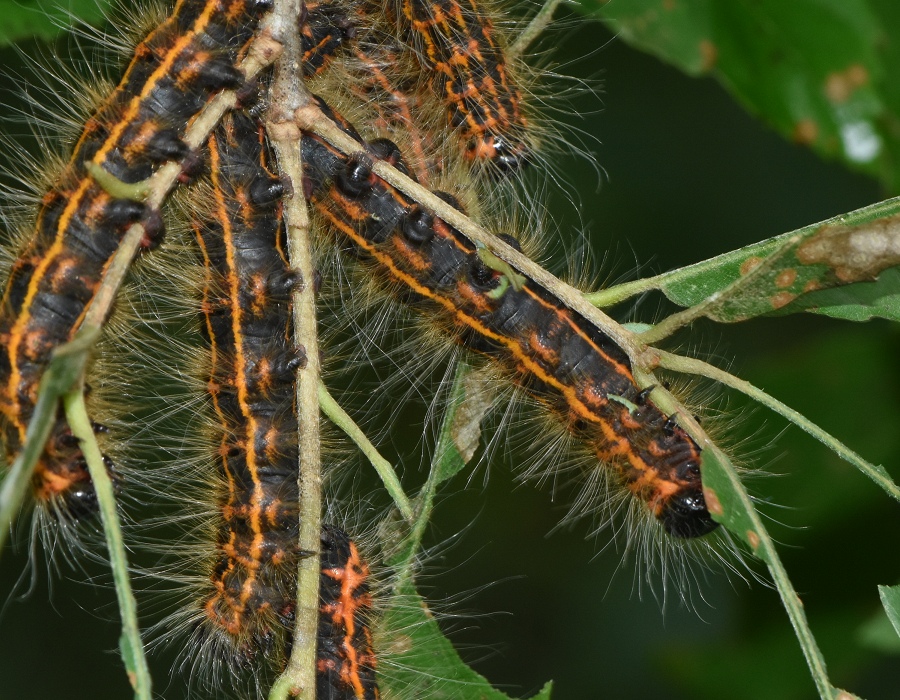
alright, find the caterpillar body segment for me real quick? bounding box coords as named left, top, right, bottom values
left=300, top=104, right=717, bottom=539
left=0, top=0, right=272, bottom=523
left=398, top=0, right=530, bottom=174
left=302, top=0, right=357, bottom=77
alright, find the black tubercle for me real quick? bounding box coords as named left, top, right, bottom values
left=636, top=385, right=655, bottom=405
left=335, top=157, right=373, bottom=198
left=146, top=128, right=191, bottom=162
left=468, top=254, right=498, bottom=291
left=367, top=138, right=412, bottom=178
left=400, top=206, right=435, bottom=244
left=249, top=175, right=286, bottom=208
left=497, top=233, right=522, bottom=251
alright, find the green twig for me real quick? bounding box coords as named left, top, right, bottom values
left=317, top=381, right=414, bottom=523
left=61, top=327, right=152, bottom=700
left=391, top=362, right=475, bottom=589
left=632, top=369, right=851, bottom=700
left=509, top=0, right=566, bottom=58
left=654, top=349, right=900, bottom=504
left=0, top=329, right=98, bottom=553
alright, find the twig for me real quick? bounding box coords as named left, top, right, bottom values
left=0, top=329, right=98, bottom=553
left=508, top=0, right=567, bottom=58
left=655, top=349, right=900, bottom=504
left=317, top=381, right=414, bottom=523
left=265, top=1, right=321, bottom=697
left=62, top=327, right=152, bottom=700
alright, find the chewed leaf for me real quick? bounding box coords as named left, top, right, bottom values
left=0, top=0, right=110, bottom=46
left=579, top=0, right=900, bottom=190
left=644, top=197, right=900, bottom=322
left=379, top=582, right=552, bottom=700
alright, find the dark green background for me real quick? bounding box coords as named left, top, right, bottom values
left=1, top=9, right=899, bottom=700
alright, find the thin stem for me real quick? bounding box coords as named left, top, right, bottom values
left=391, top=362, right=473, bottom=590
left=508, top=0, right=566, bottom=58
left=266, top=2, right=320, bottom=697
left=0, top=329, right=98, bottom=553
left=638, top=233, right=801, bottom=344
left=629, top=372, right=840, bottom=700
left=585, top=276, right=666, bottom=308
left=655, top=349, right=900, bottom=504
left=62, top=331, right=152, bottom=700
left=317, top=381, right=414, bottom=523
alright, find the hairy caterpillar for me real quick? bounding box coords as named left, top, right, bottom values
left=317, top=524, right=380, bottom=700
left=0, top=0, right=273, bottom=527
left=301, top=99, right=716, bottom=539
left=302, top=1, right=357, bottom=77
left=397, top=0, right=529, bottom=173
left=187, top=108, right=301, bottom=670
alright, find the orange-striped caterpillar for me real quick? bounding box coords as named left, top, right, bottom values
left=188, top=108, right=301, bottom=668
left=301, top=99, right=716, bottom=539
left=0, top=0, right=273, bottom=528
left=397, top=0, right=530, bottom=173
left=317, top=524, right=380, bottom=700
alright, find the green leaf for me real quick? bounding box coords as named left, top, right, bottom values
left=878, top=585, right=900, bottom=641
left=379, top=581, right=552, bottom=700
left=581, top=0, right=900, bottom=191
left=637, top=197, right=900, bottom=322
left=0, top=0, right=111, bottom=46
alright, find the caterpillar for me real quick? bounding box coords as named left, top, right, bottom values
left=300, top=99, right=717, bottom=539
left=317, top=524, right=381, bottom=700
left=0, top=0, right=273, bottom=526
left=188, top=108, right=301, bottom=669
left=159, top=106, right=383, bottom=697
left=396, top=0, right=530, bottom=173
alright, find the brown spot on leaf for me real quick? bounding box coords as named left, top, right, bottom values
left=797, top=215, right=900, bottom=282
left=746, top=529, right=760, bottom=550
left=825, top=64, right=869, bottom=104
left=698, top=40, right=717, bottom=72
left=775, top=268, right=797, bottom=288
left=740, top=256, right=763, bottom=275
left=793, top=119, right=819, bottom=145
left=663, top=0, right=676, bottom=9
left=803, top=279, right=821, bottom=293
left=771, top=291, right=796, bottom=309
left=703, top=487, right=723, bottom=517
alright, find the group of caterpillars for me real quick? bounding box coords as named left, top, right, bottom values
left=0, top=0, right=720, bottom=696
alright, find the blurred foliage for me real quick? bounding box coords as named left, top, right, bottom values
left=0, top=0, right=110, bottom=45
left=584, top=0, right=900, bottom=193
